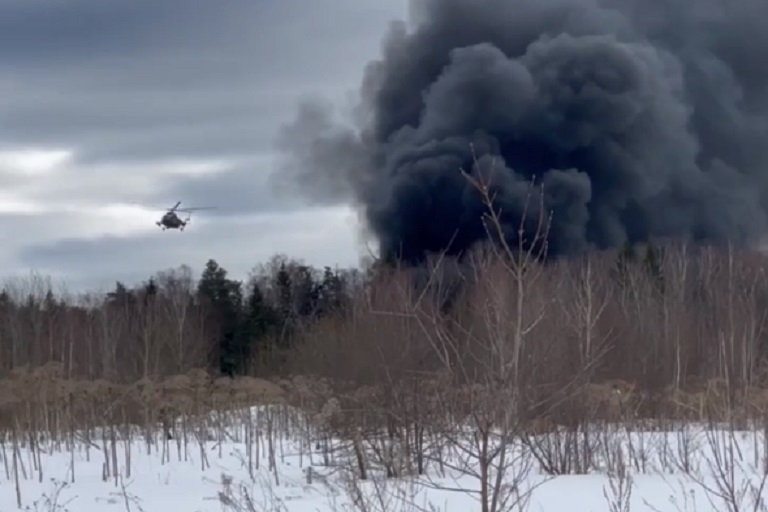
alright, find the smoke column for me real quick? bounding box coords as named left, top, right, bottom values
left=276, top=0, right=768, bottom=264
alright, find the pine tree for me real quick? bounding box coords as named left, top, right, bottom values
left=107, top=281, right=133, bottom=306
left=293, top=265, right=319, bottom=318
left=318, top=266, right=345, bottom=316
left=239, top=281, right=278, bottom=368
left=613, top=240, right=637, bottom=288
left=198, top=260, right=244, bottom=376
left=274, top=263, right=293, bottom=347
left=643, top=243, right=665, bottom=294
left=275, top=263, right=292, bottom=317
left=142, top=277, right=158, bottom=305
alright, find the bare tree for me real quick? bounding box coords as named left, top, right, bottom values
left=2, top=277, right=31, bottom=369
left=559, top=253, right=614, bottom=378
left=97, top=300, right=119, bottom=381
left=156, top=265, right=209, bottom=373
left=407, top=152, right=558, bottom=512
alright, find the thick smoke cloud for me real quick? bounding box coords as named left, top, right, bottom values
left=276, top=0, right=768, bottom=263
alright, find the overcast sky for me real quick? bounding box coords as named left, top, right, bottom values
left=0, top=0, right=408, bottom=293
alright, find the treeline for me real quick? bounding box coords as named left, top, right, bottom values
left=4, top=239, right=768, bottom=412
left=0, top=254, right=360, bottom=380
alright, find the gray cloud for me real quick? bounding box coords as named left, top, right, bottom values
left=0, top=0, right=404, bottom=161
left=18, top=206, right=365, bottom=293
left=145, top=157, right=305, bottom=216
left=0, top=0, right=408, bottom=290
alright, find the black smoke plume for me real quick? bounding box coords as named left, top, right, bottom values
left=276, top=0, right=768, bottom=264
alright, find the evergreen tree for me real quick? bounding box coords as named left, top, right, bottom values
left=274, top=263, right=293, bottom=347
left=317, top=266, right=346, bottom=316
left=239, top=281, right=278, bottom=368
left=613, top=240, right=666, bottom=294
left=198, top=260, right=244, bottom=377
left=612, top=240, right=637, bottom=288
left=198, top=260, right=232, bottom=303
left=142, top=277, right=158, bottom=305
left=107, top=281, right=133, bottom=306
left=643, top=243, right=665, bottom=294
left=275, top=263, right=292, bottom=317
left=293, top=265, right=319, bottom=318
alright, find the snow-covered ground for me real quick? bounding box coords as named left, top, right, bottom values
left=2, top=408, right=767, bottom=512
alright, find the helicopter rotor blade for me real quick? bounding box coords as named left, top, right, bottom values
left=175, top=206, right=217, bottom=212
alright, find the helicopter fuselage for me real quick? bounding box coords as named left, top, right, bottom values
left=155, top=202, right=213, bottom=231
left=157, top=212, right=187, bottom=230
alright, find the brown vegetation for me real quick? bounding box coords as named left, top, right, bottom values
left=6, top=175, right=768, bottom=512
left=4, top=240, right=768, bottom=441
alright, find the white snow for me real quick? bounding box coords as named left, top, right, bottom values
left=1, top=408, right=767, bottom=511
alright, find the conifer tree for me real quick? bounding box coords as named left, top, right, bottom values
left=198, top=259, right=244, bottom=376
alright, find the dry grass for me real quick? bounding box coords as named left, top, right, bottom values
left=6, top=367, right=768, bottom=444
left=0, top=364, right=285, bottom=435
left=6, top=367, right=768, bottom=512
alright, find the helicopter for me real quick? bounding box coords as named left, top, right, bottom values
left=156, top=201, right=216, bottom=231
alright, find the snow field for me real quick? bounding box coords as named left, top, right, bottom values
left=2, top=405, right=768, bottom=512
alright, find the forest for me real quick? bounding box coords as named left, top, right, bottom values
left=2, top=235, right=768, bottom=423
left=0, top=254, right=357, bottom=380
left=6, top=206, right=768, bottom=511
